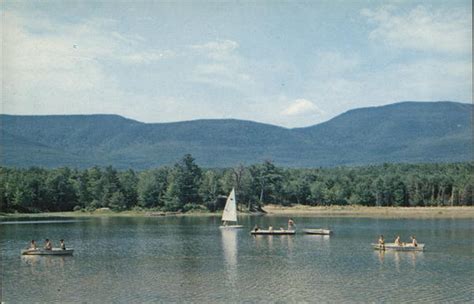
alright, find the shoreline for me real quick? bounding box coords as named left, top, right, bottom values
left=1, top=206, right=474, bottom=219
left=261, top=205, right=474, bottom=219
left=0, top=210, right=217, bottom=219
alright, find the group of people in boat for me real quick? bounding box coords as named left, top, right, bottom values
left=29, top=239, right=67, bottom=251
left=253, top=218, right=296, bottom=232
left=378, top=235, right=418, bottom=249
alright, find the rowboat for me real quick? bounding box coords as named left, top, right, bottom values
left=21, top=248, right=74, bottom=256
left=302, top=228, right=332, bottom=235
left=372, top=243, right=424, bottom=251
left=251, top=230, right=296, bottom=235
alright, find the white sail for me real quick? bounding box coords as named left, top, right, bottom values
left=221, top=188, right=237, bottom=223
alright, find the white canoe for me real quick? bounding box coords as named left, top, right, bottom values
left=302, top=228, right=332, bottom=235
left=251, top=230, right=296, bottom=235
left=372, top=243, right=425, bottom=251
left=21, top=248, right=74, bottom=256
left=219, top=225, right=243, bottom=229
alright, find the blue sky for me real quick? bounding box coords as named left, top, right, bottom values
left=2, top=0, right=472, bottom=127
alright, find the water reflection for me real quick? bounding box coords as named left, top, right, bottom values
left=252, top=234, right=272, bottom=249
left=22, top=255, right=70, bottom=268
left=394, top=251, right=400, bottom=272
left=221, top=229, right=238, bottom=290
left=377, top=250, right=385, bottom=264
left=221, top=229, right=238, bottom=268
left=281, top=235, right=294, bottom=254
left=252, top=234, right=296, bottom=251
left=375, top=250, right=423, bottom=270
left=21, top=255, right=72, bottom=277
left=303, top=234, right=330, bottom=243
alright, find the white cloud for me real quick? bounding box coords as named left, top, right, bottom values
left=188, top=39, right=256, bottom=91
left=191, top=63, right=252, bottom=89
left=190, top=40, right=239, bottom=61
left=362, top=5, right=472, bottom=54
left=281, top=99, right=324, bottom=116
left=1, top=11, right=173, bottom=116
left=118, top=50, right=175, bottom=64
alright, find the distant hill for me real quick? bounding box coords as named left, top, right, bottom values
left=0, top=101, right=472, bottom=169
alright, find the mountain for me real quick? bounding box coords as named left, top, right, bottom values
left=0, top=101, right=472, bottom=169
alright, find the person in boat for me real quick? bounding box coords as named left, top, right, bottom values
left=44, top=239, right=53, bottom=250
left=288, top=218, right=295, bottom=230
left=411, top=236, right=418, bottom=247
left=60, top=239, right=66, bottom=250
left=378, top=235, right=385, bottom=250
left=253, top=225, right=260, bottom=232
left=29, top=240, right=37, bottom=250
left=394, top=235, right=402, bottom=246
left=268, top=226, right=273, bottom=232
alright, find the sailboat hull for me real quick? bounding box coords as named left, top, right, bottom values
left=219, top=225, right=243, bottom=229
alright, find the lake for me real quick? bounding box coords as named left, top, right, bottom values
left=1, top=215, right=473, bottom=303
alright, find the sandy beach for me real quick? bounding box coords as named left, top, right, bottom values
left=261, top=205, right=474, bottom=218
left=2, top=205, right=474, bottom=219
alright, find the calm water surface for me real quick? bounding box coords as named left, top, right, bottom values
left=1, top=216, right=473, bottom=303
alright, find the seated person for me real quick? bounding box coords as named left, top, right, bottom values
left=378, top=235, right=385, bottom=248
left=29, top=240, right=37, bottom=250
left=394, top=235, right=402, bottom=246
left=60, top=239, right=66, bottom=250
left=268, top=226, right=273, bottom=232
left=44, top=239, right=53, bottom=250
left=411, top=236, right=418, bottom=247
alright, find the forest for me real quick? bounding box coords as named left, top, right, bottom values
left=1, top=154, right=473, bottom=213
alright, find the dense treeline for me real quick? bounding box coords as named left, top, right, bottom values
left=1, top=154, right=473, bottom=213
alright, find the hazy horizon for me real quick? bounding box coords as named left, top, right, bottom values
left=2, top=1, right=472, bottom=127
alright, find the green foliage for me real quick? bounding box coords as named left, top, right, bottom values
left=163, top=154, right=202, bottom=210
left=118, top=169, right=138, bottom=209
left=182, top=203, right=207, bottom=212
left=0, top=157, right=472, bottom=213
left=137, top=168, right=168, bottom=208
left=199, top=170, right=222, bottom=204
left=108, top=192, right=126, bottom=211
left=249, top=161, right=283, bottom=205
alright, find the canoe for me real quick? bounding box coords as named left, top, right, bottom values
left=21, top=248, right=74, bottom=256
left=220, top=225, right=244, bottom=229
left=372, top=243, right=425, bottom=251
left=251, top=230, right=296, bottom=235
left=302, top=228, right=332, bottom=235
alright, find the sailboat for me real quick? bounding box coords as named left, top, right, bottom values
left=220, top=188, right=243, bottom=229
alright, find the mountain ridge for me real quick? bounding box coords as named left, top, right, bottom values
left=1, top=101, right=472, bottom=169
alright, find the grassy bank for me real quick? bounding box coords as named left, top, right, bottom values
left=2, top=206, right=474, bottom=219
